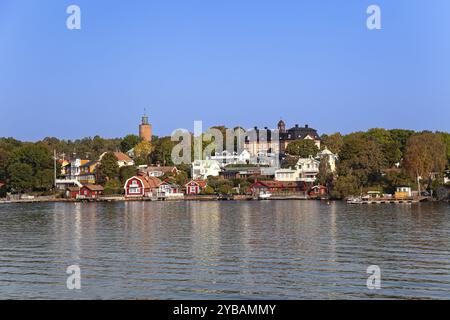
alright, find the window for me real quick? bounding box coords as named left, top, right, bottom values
left=129, top=180, right=141, bottom=194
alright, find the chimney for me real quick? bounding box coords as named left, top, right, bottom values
left=305, top=124, right=309, bottom=128
left=295, top=124, right=299, bottom=128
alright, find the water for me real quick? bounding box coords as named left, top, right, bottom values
left=0, top=201, right=449, bottom=299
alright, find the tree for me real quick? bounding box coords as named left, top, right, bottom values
left=366, top=128, right=401, bottom=167
left=389, top=129, right=415, bottom=155
left=34, top=169, right=54, bottom=191
left=316, top=156, right=334, bottom=187
left=7, top=163, right=34, bottom=193
left=97, top=152, right=119, bottom=185
left=285, top=140, right=319, bottom=158
left=175, top=171, right=188, bottom=186
left=119, top=165, right=136, bottom=185
left=403, top=132, right=447, bottom=182
left=104, top=179, right=122, bottom=195
left=330, top=174, right=359, bottom=199
left=120, top=135, right=140, bottom=153
left=134, top=141, right=153, bottom=163
left=150, top=137, right=177, bottom=165
left=0, top=147, right=9, bottom=182
left=338, top=133, right=384, bottom=187
left=321, top=133, right=344, bottom=154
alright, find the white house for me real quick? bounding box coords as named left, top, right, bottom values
left=316, top=147, right=338, bottom=173
left=207, top=150, right=251, bottom=168
left=156, top=182, right=184, bottom=199
left=192, top=160, right=222, bottom=180
left=275, top=156, right=320, bottom=183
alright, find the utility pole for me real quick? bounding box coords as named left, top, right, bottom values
left=54, top=149, right=57, bottom=190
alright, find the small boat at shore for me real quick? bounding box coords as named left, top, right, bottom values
left=258, top=191, right=272, bottom=200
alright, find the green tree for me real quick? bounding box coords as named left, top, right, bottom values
left=316, top=156, right=334, bottom=187
left=330, top=174, right=359, bottom=199
left=7, top=163, right=34, bottom=193
left=119, top=165, right=136, bottom=185
left=367, top=128, right=401, bottom=167
left=338, top=133, right=384, bottom=187
left=34, top=169, right=54, bottom=191
left=285, top=140, right=319, bottom=158
left=104, top=178, right=122, bottom=195
left=120, top=135, right=140, bottom=153
left=134, top=141, right=153, bottom=163
left=403, top=132, right=447, bottom=182
left=321, top=133, right=344, bottom=154
left=97, top=152, right=119, bottom=185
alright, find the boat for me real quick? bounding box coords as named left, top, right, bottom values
left=258, top=191, right=272, bottom=200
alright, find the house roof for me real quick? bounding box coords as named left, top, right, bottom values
left=133, top=174, right=161, bottom=189
left=186, top=180, right=207, bottom=188
left=280, top=124, right=320, bottom=141
left=145, top=166, right=177, bottom=173
left=82, top=184, right=104, bottom=191
left=66, top=186, right=80, bottom=192
left=113, top=152, right=133, bottom=162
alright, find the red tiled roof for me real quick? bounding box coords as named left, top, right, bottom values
left=136, top=173, right=161, bottom=189
left=113, top=152, right=133, bottom=162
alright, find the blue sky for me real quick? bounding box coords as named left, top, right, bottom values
left=0, top=0, right=449, bottom=141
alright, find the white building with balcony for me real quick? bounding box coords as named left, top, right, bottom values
left=275, top=156, right=320, bottom=183
left=207, top=150, right=251, bottom=168
left=192, top=160, right=222, bottom=180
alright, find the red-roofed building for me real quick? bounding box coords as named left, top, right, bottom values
left=185, top=180, right=207, bottom=195
left=79, top=185, right=104, bottom=199
left=124, top=173, right=161, bottom=198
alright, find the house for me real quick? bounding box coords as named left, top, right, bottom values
left=278, top=121, right=322, bottom=152
left=124, top=173, right=161, bottom=198
left=157, top=181, right=184, bottom=198
left=78, top=160, right=98, bottom=184
left=316, top=147, right=338, bottom=173
left=250, top=180, right=307, bottom=194
left=309, top=185, right=328, bottom=198
left=244, top=127, right=281, bottom=163
left=78, top=185, right=104, bottom=199
left=99, top=152, right=135, bottom=168
left=65, top=186, right=80, bottom=199
left=275, top=156, right=320, bottom=183
left=207, top=150, right=251, bottom=168
left=65, top=158, right=91, bottom=180
left=395, top=186, right=412, bottom=199
left=144, top=166, right=179, bottom=178
left=185, top=180, right=207, bottom=195
left=191, top=160, right=221, bottom=180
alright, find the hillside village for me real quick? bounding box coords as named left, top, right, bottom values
left=1, top=115, right=450, bottom=202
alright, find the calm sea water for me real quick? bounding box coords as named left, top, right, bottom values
left=0, top=201, right=449, bottom=299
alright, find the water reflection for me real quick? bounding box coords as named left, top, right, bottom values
left=0, top=201, right=449, bottom=299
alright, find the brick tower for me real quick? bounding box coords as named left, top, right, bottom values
left=139, top=114, right=152, bottom=142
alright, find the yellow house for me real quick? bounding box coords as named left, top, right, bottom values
left=395, top=186, right=412, bottom=199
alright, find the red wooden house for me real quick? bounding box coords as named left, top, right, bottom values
left=79, top=185, right=104, bottom=199
left=124, top=173, right=161, bottom=198
left=66, top=186, right=80, bottom=199
left=308, top=185, right=328, bottom=198
left=185, top=180, right=207, bottom=195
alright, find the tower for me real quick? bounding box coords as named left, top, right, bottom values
left=277, top=119, right=286, bottom=133
left=139, top=113, right=152, bottom=142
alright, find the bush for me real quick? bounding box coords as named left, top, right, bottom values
left=104, top=179, right=122, bottom=195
